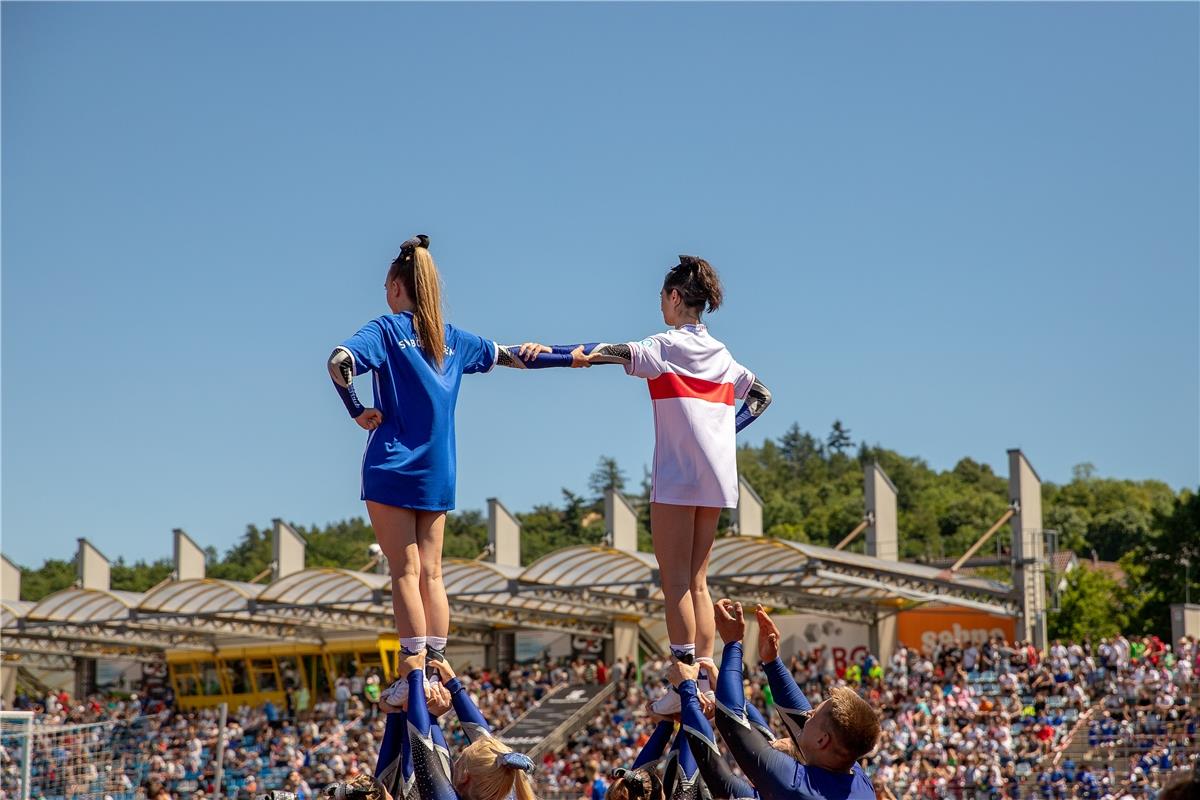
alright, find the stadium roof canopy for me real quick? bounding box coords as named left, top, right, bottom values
left=2, top=537, right=1017, bottom=659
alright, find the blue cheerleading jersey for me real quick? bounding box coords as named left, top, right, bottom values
left=340, top=312, right=497, bottom=511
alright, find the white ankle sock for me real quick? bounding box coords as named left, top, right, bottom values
left=670, top=643, right=696, bottom=663
left=400, top=636, right=427, bottom=654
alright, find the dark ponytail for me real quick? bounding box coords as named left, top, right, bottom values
left=662, top=255, right=723, bottom=314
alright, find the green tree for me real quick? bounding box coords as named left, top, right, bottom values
left=779, top=424, right=821, bottom=470
left=208, top=524, right=273, bottom=582
left=1049, top=564, right=1128, bottom=641
left=111, top=558, right=173, bottom=592
left=443, top=510, right=488, bottom=559
left=826, top=420, right=853, bottom=456
left=1125, top=490, right=1200, bottom=637
left=588, top=457, right=627, bottom=498
left=19, top=558, right=76, bottom=601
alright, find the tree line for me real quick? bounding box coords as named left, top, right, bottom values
left=17, top=421, right=1197, bottom=641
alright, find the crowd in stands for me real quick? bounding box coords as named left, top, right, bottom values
left=2, top=635, right=1196, bottom=800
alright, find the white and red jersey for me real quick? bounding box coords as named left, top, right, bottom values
left=625, top=323, right=755, bottom=508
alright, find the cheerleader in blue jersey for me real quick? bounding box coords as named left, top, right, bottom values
left=607, top=719, right=673, bottom=800
left=662, top=728, right=710, bottom=800
left=607, top=717, right=713, bottom=800
left=327, top=235, right=575, bottom=710
left=406, top=654, right=537, bottom=800
left=670, top=601, right=880, bottom=800
left=328, top=655, right=535, bottom=800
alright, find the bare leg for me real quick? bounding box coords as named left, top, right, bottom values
left=366, top=501, right=424, bottom=639
left=415, top=510, right=449, bottom=640
left=651, top=502, right=698, bottom=652
left=691, top=506, right=721, bottom=663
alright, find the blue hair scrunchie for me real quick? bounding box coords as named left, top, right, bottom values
left=498, top=752, right=535, bottom=773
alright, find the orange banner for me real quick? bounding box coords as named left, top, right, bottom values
left=896, top=606, right=1017, bottom=653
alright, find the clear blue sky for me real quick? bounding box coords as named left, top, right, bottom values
left=3, top=2, right=1197, bottom=569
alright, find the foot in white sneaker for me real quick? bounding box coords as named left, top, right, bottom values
left=378, top=678, right=407, bottom=713
left=650, top=689, right=682, bottom=716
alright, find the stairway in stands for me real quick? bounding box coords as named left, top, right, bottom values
left=497, top=681, right=617, bottom=759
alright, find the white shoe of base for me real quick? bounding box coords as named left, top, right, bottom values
left=653, top=673, right=716, bottom=715
left=651, top=690, right=682, bottom=715
left=378, top=678, right=406, bottom=711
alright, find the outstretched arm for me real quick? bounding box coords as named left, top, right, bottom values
left=664, top=728, right=707, bottom=799
left=493, top=342, right=633, bottom=369
left=405, top=670, right=459, bottom=800
left=679, top=675, right=758, bottom=800
left=734, top=378, right=772, bottom=433
left=578, top=343, right=632, bottom=365
left=503, top=342, right=631, bottom=367
left=755, top=607, right=812, bottom=715
left=493, top=343, right=589, bottom=369
left=444, top=676, right=493, bottom=744
left=745, top=701, right=776, bottom=743
left=762, top=659, right=812, bottom=715
left=711, top=643, right=801, bottom=800
left=374, top=710, right=414, bottom=800
left=632, top=720, right=676, bottom=769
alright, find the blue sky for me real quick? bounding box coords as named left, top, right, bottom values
left=3, top=2, right=1197, bottom=569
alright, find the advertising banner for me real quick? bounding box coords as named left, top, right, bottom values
left=896, top=606, right=1016, bottom=652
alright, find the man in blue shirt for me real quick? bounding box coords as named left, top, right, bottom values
left=671, top=600, right=878, bottom=800
left=591, top=771, right=609, bottom=800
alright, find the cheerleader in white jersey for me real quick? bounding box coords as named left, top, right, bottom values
left=564, top=256, right=773, bottom=713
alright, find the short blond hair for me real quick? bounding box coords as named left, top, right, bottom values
left=826, top=687, right=880, bottom=760
left=452, top=737, right=536, bottom=800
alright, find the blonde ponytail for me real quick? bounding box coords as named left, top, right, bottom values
left=388, top=235, right=446, bottom=369
left=452, top=737, right=538, bottom=800
left=410, top=247, right=446, bottom=368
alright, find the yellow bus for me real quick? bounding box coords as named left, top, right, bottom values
left=167, top=634, right=401, bottom=711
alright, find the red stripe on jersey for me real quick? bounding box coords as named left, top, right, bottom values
left=648, top=373, right=735, bottom=405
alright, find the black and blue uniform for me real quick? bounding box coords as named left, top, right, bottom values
left=664, top=727, right=709, bottom=800
left=679, top=657, right=759, bottom=800
left=681, top=643, right=876, bottom=800
left=380, top=670, right=533, bottom=800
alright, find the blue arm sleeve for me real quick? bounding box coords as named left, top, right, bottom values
left=734, top=404, right=757, bottom=433
left=762, top=658, right=812, bottom=714
left=680, top=679, right=758, bottom=800
left=504, top=343, right=604, bottom=369
left=328, top=347, right=367, bottom=418
left=632, top=720, right=675, bottom=768
left=515, top=351, right=576, bottom=368
left=548, top=343, right=600, bottom=356
left=374, top=711, right=413, bottom=800
left=331, top=379, right=366, bottom=418
left=716, top=643, right=748, bottom=720
left=712, top=704, right=799, bottom=799
left=405, top=671, right=458, bottom=800
left=734, top=379, right=771, bottom=433
left=430, top=715, right=449, bottom=754
left=445, top=676, right=492, bottom=743
left=745, top=702, right=776, bottom=742
left=673, top=727, right=700, bottom=784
